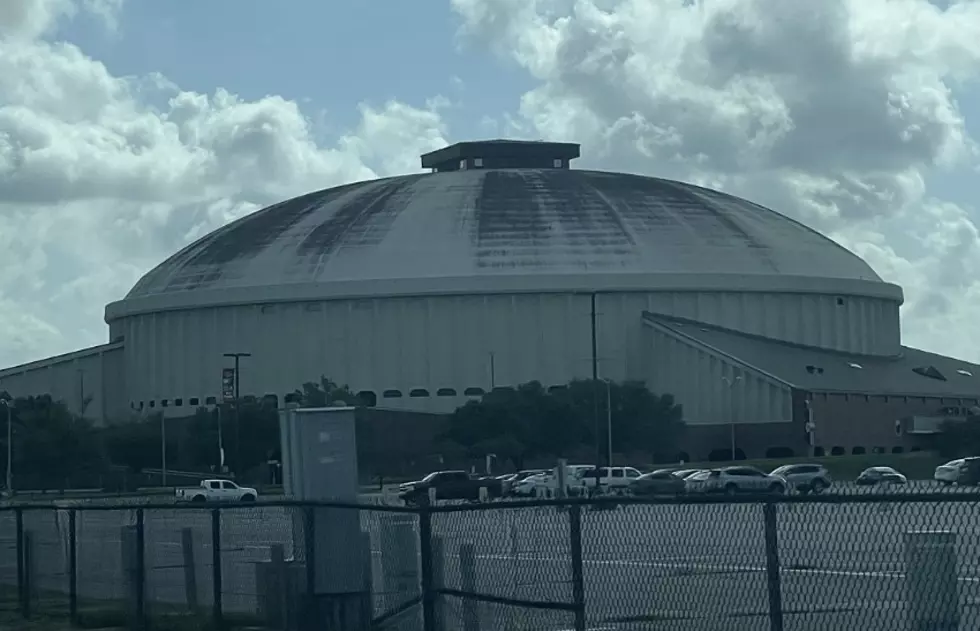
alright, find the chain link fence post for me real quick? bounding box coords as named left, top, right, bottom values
left=568, top=503, right=586, bottom=631
left=15, top=506, right=24, bottom=617
left=762, top=500, right=784, bottom=631
left=418, top=493, right=436, bottom=631
left=68, top=508, right=77, bottom=625
left=211, top=507, right=224, bottom=631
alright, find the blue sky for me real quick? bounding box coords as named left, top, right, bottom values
left=3, top=0, right=980, bottom=365
left=62, top=1, right=533, bottom=143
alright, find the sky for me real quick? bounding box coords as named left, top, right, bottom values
left=2, top=0, right=980, bottom=367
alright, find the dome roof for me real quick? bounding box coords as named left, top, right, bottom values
left=122, top=141, right=895, bottom=309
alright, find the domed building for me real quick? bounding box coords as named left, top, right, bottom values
left=2, top=140, right=979, bottom=460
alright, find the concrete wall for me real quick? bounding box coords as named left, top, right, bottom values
left=109, top=289, right=897, bottom=417
left=0, top=343, right=125, bottom=426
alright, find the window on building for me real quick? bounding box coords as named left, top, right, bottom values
left=205, top=396, right=217, bottom=405
left=409, top=389, right=430, bottom=398
left=189, top=397, right=200, bottom=406
left=830, top=446, right=845, bottom=456
left=912, top=365, right=947, bottom=381
left=149, top=401, right=156, bottom=408
left=813, top=446, right=826, bottom=457
left=175, top=398, right=183, bottom=407
left=851, top=446, right=866, bottom=455
left=891, top=446, right=904, bottom=454
left=262, top=394, right=279, bottom=409
left=463, top=387, right=485, bottom=397
left=383, top=389, right=403, bottom=398
left=436, top=388, right=457, bottom=397
left=474, top=158, right=483, bottom=167
left=357, top=391, right=377, bottom=407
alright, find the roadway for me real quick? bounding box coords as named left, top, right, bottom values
left=0, top=485, right=976, bottom=630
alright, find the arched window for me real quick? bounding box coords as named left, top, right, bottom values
left=357, top=391, right=377, bottom=407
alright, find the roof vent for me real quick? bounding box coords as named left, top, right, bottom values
left=420, top=139, right=581, bottom=173
left=912, top=365, right=947, bottom=381
left=957, top=369, right=973, bottom=377
left=848, top=362, right=863, bottom=370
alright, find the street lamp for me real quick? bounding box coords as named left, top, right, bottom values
left=603, top=379, right=613, bottom=468
left=722, top=373, right=742, bottom=460
left=223, top=352, right=251, bottom=474
left=0, top=397, right=13, bottom=495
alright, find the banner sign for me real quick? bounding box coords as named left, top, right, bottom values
left=221, top=368, right=236, bottom=401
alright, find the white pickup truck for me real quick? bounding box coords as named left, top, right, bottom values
left=175, top=479, right=258, bottom=503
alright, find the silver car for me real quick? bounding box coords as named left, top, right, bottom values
left=686, top=466, right=787, bottom=495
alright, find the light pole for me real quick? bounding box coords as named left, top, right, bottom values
left=604, top=378, right=613, bottom=468
left=216, top=404, right=225, bottom=472
left=0, top=398, right=13, bottom=495
left=722, top=374, right=742, bottom=460
left=160, top=412, right=168, bottom=486
left=223, top=352, right=251, bottom=474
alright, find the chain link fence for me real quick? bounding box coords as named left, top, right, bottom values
left=0, top=493, right=974, bottom=630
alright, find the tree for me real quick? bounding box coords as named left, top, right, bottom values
left=936, top=415, right=980, bottom=458
left=443, top=379, right=683, bottom=468
left=1, top=394, right=106, bottom=489
left=288, top=375, right=361, bottom=407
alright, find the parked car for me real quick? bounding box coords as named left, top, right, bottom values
left=770, top=463, right=832, bottom=494
left=686, top=467, right=788, bottom=495
left=398, top=470, right=502, bottom=503
left=498, top=469, right=548, bottom=495
left=511, top=465, right=595, bottom=497
left=630, top=470, right=687, bottom=496
left=671, top=468, right=704, bottom=480
left=855, top=466, right=907, bottom=487
left=934, top=458, right=980, bottom=485
left=580, top=466, right=643, bottom=493
left=175, top=479, right=258, bottom=503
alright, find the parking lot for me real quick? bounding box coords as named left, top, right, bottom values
left=0, top=485, right=976, bottom=630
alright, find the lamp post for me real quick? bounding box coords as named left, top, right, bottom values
left=0, top=398, right=13, bottom=495
left=722, top=373, right=742, bottom=460
left=223, top=352, right=251, bottom=474
left=604, top=378, right=613, bottom=468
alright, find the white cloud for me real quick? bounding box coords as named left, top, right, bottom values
left=451, top=0, right=980, bottom=360
left=0, top=0, right=448, bottom=365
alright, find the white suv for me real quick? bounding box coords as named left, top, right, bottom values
left=770, top=464, right=832, bottom=494
left=581, top=466, right=643, bottom=493
left=686, top=467, right=787, bottom=495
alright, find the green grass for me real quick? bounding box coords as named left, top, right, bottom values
left=0, top=587, right=262, bottom=630
left=659, top=451, right=945, bottom=481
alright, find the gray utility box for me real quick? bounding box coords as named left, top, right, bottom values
left=258, top=406, right=372, bottom=630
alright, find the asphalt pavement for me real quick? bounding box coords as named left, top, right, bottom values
left=0, top=483, right=976, bottom=631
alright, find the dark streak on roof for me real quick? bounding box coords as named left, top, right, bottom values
left=127, top=168, right=883, bottom=299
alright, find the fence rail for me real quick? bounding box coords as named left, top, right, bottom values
left=0, top=493, right=974, bottom=630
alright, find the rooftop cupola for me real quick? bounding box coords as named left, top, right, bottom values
left=420, top=139, right=581, bottom=173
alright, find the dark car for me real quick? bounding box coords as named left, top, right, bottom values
left=398, top=470, right=503, bottom=503
left=855, top=466, right=907, bottom=487
left=630, top=470, right=687, bottom=496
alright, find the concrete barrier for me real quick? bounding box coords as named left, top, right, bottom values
left=905, top=530, right=958, bottom=631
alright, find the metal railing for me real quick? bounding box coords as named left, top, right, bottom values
left=0, top=492, right=973, bottom=630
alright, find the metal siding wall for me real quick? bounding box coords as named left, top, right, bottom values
left=641, top=325, right=792, bottom=426
left=115, top=288, right=896, bottom=416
